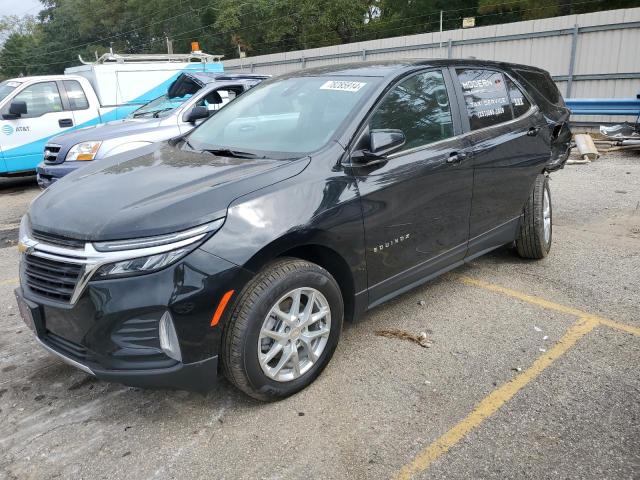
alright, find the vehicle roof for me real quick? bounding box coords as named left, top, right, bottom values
left=3, top=74, right=86, bottom=84
left=185, top=72, right=269, bottom=85
left=279, top=58, right=550, bottom=79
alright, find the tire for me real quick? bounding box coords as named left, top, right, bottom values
left=221, top=258, right=343, bottom=401
left=515, top=174, right=552, bottom=259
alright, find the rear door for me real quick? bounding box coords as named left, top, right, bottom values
left=351, top=68, right=473, bottom=306
left=0, top=80, right=76, bottom=173
left=61, top=79, right=95, bottom=129
left=450, top=67, right=550, bottom=259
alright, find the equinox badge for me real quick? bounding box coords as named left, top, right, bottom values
left=373, top=233, right=411, bottom=253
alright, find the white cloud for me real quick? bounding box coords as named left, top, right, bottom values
left=0, top=0, right=42, bottom=18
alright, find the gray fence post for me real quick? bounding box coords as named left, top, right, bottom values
left=447, top=39, right=453, bottom=59
left=566, top=24, right=579, bottom=98
left=362, top=49, right=367, bottom=61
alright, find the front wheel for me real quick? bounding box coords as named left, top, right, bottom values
left=221, top=258, right=343, bottom=401
left=515, top=174, right=552, bottom=259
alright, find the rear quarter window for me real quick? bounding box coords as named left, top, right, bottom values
left=516, top=70, right=564, bottom=107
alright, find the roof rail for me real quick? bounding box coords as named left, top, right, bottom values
left=78, top=52, right=224, bottom=65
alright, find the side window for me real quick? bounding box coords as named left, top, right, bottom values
left=63, top=80, right=89, bottom=110
left=370, top=70, right=454, bottom=151
left=456, top=69, right=512, bottom=130
left=516, top=70, right=563, bottom=106
left=505, top=76, right=531, bottom=118
left=11, top=82, right=63, bottom=118
left=197, top=88, right=240, bottom=111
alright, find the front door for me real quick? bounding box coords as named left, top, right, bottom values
left=0, top=81, right=75, bottom=173
left=351, top=69, right=473, bottom=306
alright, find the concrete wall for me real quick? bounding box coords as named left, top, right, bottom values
left=224, top=7, right=640, bottom=125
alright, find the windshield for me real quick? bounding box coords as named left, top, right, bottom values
left=187, top=76, right=379, bottom=156
left=0, top=80, right=20, bottom=103
left=131, top=93, right=193, bottom=118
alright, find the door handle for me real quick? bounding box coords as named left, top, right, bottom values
left=527, top=127, right=540, bottom=137
left=59, top=118, right=73, bottom=128
left=447, top=151, right=468, bottom=164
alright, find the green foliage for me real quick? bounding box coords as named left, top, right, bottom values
left=0, top=0, right=636, bottom=78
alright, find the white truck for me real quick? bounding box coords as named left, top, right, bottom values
left=0, top=52, right=224, bottom=175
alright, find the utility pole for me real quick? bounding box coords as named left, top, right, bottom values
left=439, top=11, right=443, bottom=49
left=238, top=44, right=244, bottom=71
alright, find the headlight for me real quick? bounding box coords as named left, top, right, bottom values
left=65, top=141, right=102, bottom=161
left=17, top=215, right=31, bottom=253
left=94, top=246, right=192, bottom=279
left=91, top=218, right=224, bottom=279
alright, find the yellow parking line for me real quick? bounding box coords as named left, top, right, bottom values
left=0, top=277, right=18, bottom=286
left=394, top=317, right=598, bottom=480
left=593, top=317, right=640, bottom=337
left=458, top=275, right=588, bottom=317
left=458, top=276, right=639, bottom=336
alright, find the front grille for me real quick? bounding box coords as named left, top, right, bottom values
left=43, top=144, right=61, bottom=164
left=32, top=230, right=85, bottom=249
left=24, top=254, right=83, bottom=302
left=44, top=331, right=87, bottom=361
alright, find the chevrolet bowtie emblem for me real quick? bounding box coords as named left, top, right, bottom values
left=17, top=242, right=33, bottom=254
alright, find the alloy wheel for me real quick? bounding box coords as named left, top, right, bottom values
left=258, top=287, right=331, bottom=382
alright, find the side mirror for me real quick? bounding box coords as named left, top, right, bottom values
left=4, top=100, right=27, bottom=119
left=370, top=129, right=406, bottom=156
left=184, top=106, right=210, bottom=123
left=352, top=129, right=406, bottom=163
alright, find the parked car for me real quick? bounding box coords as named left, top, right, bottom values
left=36, top=72, right=268, bottom=188
left=16, top=60, right=571, bottom=401
left=0, top=52, right=224, bottom=175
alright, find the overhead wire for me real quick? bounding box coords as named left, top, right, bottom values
left=2, top=0, right=605, bottom=69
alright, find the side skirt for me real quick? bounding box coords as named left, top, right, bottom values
left=361, top=216, right=522, bottom=312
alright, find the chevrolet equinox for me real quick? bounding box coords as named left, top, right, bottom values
left=16, top=60, right=571, bottom=400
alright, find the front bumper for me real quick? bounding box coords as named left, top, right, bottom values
left=17, top=247, right=253, bottom=391
left=36, top=162, right=82, bottom=188
left=34, top=331, right=218, bottom=391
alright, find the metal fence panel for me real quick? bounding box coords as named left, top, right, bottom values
left=226, top=6, right=640, bottom=117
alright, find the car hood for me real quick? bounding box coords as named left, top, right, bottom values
left=29, top=143, right=310, bottom=241
left=50, top=117, right=166, bottom=145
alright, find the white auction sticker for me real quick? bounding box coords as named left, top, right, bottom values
left=320, top=80, right=366, bottom=92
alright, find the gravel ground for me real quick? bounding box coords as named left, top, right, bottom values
left=0, top=153, right=638, bottom=480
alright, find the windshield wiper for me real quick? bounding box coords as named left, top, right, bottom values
left=203, top=148, right=261, bottom=159
left=152, top=108, right=175, bottom=118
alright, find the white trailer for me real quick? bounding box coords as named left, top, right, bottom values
left=0, top=52, right=224, bottom=175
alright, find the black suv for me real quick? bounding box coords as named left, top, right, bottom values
left=16, top=60, right=571, bottom=400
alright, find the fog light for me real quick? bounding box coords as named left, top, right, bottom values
left=159, top=311, right=182, bottom=362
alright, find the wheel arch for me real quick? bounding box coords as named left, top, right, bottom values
left=242, top=237, right=358, bottom=324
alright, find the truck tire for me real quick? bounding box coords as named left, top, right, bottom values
left=222, top=258, right=343, bottom=401
left=516, top=174, right=552, bottom=259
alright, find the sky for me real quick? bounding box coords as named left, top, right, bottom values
left=0, top=0, right=42, bottom=18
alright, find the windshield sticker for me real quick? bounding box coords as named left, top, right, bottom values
left=320, top=81, right=366, bottom=92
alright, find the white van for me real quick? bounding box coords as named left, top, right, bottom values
left=0, top=52, right=223, bottom=175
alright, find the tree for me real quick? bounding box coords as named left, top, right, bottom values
left=0, top=15, right=41, bottom=78
left=1, top=0, right=637, bottom=76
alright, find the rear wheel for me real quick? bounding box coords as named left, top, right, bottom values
left=222, top=258, right=343, bottom=401
left=515, top=174, right=552, bottom=259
